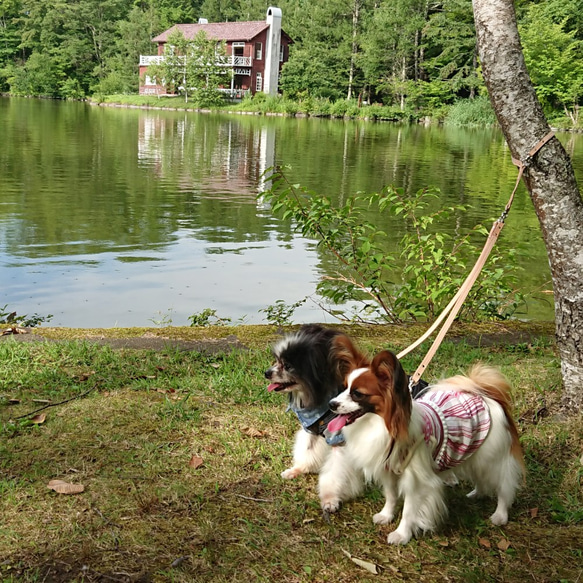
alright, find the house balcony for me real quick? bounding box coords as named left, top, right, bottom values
left=139, top=55, right=252, bottom=68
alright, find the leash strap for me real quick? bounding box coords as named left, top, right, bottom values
left=401, top=130, right=555, bottom=389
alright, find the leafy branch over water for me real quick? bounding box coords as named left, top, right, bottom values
left=0, top=305, right=53, bottom=333
left=261, top=167, right=523, bottom=324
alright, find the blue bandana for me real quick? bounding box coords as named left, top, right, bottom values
left=288, top=398, right=345, bottom=446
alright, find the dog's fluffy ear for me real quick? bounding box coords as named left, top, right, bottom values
left=371, top=351, right=411, bottom=440
left=332, top=335, right=369, bottom=379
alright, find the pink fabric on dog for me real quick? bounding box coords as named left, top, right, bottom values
left=416, top=391, right=491, bottom=472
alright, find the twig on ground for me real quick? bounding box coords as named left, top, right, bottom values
left=233, top=494, right=273, bottom=502
left=14, top=383, right=101, bottom=420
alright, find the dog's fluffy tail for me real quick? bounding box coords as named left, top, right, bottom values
left=448, top=364, right=525, bottom=472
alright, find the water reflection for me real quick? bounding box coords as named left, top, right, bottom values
left=0, top=98, right=578, bottom=326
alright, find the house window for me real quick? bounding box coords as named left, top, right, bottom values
left=255, top=42, right=262, bottom=60
left=232, top=41, right=245, bottom=57
left=280, top=44, right=284, bottom=62
left=256, top=72, right=263, bottom=92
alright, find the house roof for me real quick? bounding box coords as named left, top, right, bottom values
left=153, top=21, right=271, bottom=43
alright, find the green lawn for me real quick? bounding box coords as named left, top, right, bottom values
left=1, top=323, right=581, bottom=582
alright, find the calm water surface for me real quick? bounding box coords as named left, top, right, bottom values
left=1, top=97, right=581, bottom=327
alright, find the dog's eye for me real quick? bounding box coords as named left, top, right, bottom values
left=352, top=389, right=365, bottom=400
left=283, top=363, right=291, bottom=371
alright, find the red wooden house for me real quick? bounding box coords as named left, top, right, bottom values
left=139, top=7, right=292, bottom=98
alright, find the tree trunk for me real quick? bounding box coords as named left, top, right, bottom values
left=347, top=0, right=360, bottom=101
left=473, top=0, right=583, bottom=411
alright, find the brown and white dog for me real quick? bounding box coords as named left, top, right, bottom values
left=327, top=350, right=525, bottom=544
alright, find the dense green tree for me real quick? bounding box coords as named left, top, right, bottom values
left=153, top=0, right=202, bottom=29
left=279, top=0, right=361, bottom=99
left=199, top=0, right=265, bottom=21
left=516, top=0, right=583, bottom=40
left=8, top=50, right=62, bottom=96
left=0, top=0, right=21, bottom=90
left=97, top=4, right=161, bottom=94
left=13, top=0, right=133, bottom=96
left=360, top=0, right=427, bottom=106
left=199, top=0, right=241, bottom=22
left=424, top=0, right=481, bottom=98
left=519, top=3, right=583, bottom=123
left=0, top=0, right=20, bottom=58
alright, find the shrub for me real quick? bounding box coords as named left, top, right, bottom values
left=261, top=169, right=523, bottom=323
left=445, top=96, right=497, bottom=126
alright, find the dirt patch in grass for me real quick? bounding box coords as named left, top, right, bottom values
left=2, top=330, right=250, bottom=354
left=3, top=320, right=557, bottom=352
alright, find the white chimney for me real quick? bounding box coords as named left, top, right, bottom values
left=263, top=7, right=282, bottom=95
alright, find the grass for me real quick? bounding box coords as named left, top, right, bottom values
left=92, top=94, right=407, bottom=122
left=1, top=323, right=582, bottom=582
left=444, top=96, right=498, bottom=127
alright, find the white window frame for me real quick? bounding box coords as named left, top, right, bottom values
left=256, top=72, right=263, bottom=92
left=255, top=42, right=263, bottom=60
left=280, top=44, right=284, bottom=62
left=232, top=41, right=245, bottom=57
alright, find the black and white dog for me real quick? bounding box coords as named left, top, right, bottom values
left=265, top=324, right=369, bottom=513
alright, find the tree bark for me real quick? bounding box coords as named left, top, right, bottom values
left=472, top=0, right=583, bottom=411
left=347, top=0, right=361, bottom=101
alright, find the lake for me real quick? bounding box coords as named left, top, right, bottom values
left=1, top=97, right=581, bottom=327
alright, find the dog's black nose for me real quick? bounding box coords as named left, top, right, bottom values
left=264, top=369, right=272, bottom=380
left=329, top=399, right=338, bottom=412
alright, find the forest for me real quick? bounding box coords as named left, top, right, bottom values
left=0, top=0, right=582, bottom=124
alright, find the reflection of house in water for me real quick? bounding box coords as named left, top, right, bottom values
left=137, top=115, right=276, bottom=201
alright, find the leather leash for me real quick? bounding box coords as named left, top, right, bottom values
left=399, top=130, right=555, bottom=390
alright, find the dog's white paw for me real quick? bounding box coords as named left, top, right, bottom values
left=373, top=512, right=394, bottom=525
left=387, top=530, right=412, bottom=545
left=490, top=510, right=508, bottom=526
left=321, top=498, right=342, bottom=514
left=281, top=467, right=304, bottom=480
left=442, top=474, right=459, bottom=487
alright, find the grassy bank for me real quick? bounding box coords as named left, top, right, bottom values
left=91, top=94, right=411, bottom=122
left=91, top=94, right=583, bottom=131
left=1, top=323, right=582, bottom=582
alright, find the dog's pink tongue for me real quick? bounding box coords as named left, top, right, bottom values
left=327, top=415, right=348, bottom=433
left=267, top=383, right=280, bottom=392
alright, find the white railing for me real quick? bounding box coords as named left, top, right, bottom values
left=140, top=55, right=251, bottom=68
left=140, top=55, right=164, bottom=66
left=218, top=88, right=251, bottom=98
left=229, top=56, right=252, bottom=67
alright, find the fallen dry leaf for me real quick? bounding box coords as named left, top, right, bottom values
left=241, top=426, right=269, bottom=438
left=77, top=371, right=95, bottom=382
left=497, top=538, right=511, bottom=551
left=47, top=480, right=85, bottom=495
left=479, top=538, right=491, bottom=549
left=341, top=549, right=380, bottom=575
left=530, top=507, right=539, bottom=519
left=189, top=455, right=204, bottom=469
left=31, top=413, right=47, bottom=424
left=2, top=326, right=28, bottom=335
